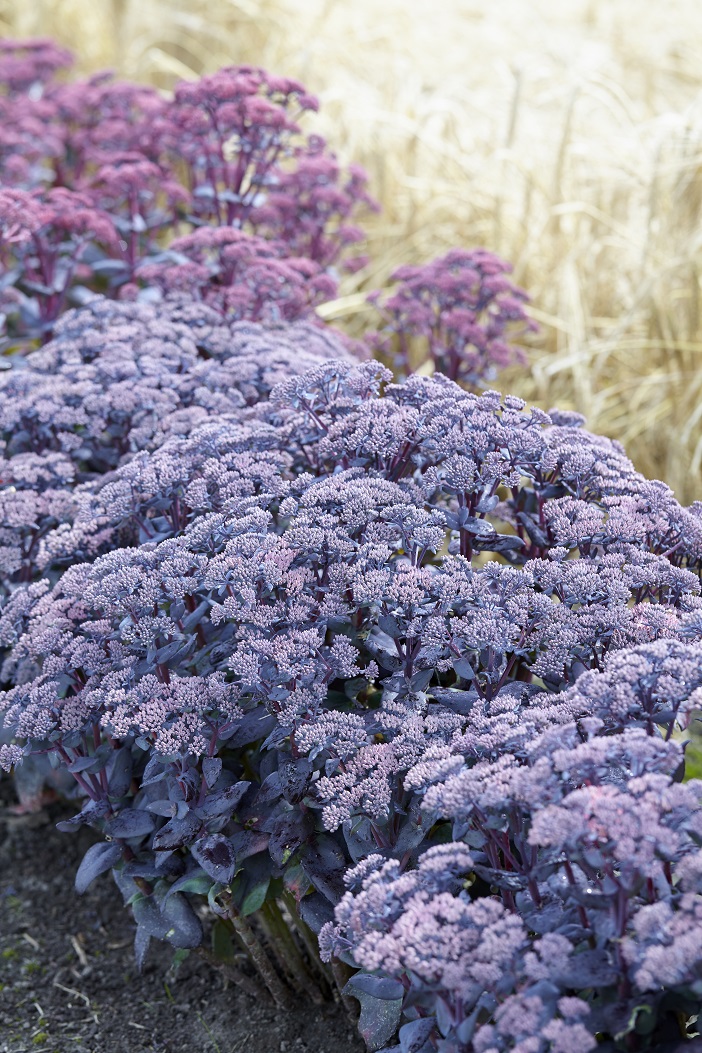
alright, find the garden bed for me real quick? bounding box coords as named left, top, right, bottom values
left=0, top=784, right=362, bottom=1053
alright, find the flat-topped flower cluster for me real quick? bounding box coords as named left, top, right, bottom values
left=1, top=35, right=702, bottom=1053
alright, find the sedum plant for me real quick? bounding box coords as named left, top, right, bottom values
left=367, top=248, right=536, bottom=386
left=3, top=360, right=702, bottom=1050
left=0, top=297, right=353, bottom=606
left=2, top=32, right=702, bottom=1053
left=0, top=185, right=120, bottom=341
left=136, top=226, right=338, bottom=322
left=0, top=41, right=375, bottom=348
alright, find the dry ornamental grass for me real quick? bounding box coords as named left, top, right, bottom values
left=1, top=0, right=702, bottom=500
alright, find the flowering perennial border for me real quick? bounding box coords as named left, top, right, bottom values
left=1, top=37, right=702, bottom=1053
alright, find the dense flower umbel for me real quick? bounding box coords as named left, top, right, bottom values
left=0, top=186, right=120, bottom=341
left=249, top=140, right=379, bottom=270
left=0, top=38, right=73, bottom=95
left=0, top=299, right=353, bottom=462
left=137, top=227, right=338, bottom=321
left=0, top=41, right=374, bottom=343
left=324, top=649, right=702, bottom=1050
left=164, top=66, right=377, bottom=267
left=367, top=248, right=537, bottom=386
left=86, top=154, right=190, bottom=281
left=0, top=299, right=353, bottom=601
left=165, top=66, right=320, bottom=227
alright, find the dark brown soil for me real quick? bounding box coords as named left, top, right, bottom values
left=0, top=783, right=364, bottom=1053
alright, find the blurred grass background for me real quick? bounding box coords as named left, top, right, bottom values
left=2, top=0, right=702, bottom=502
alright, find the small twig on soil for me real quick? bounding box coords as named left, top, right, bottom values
left=52, top=971, right=100, bottom=1026
left=70, top=934, right=89, bottom=968
left=53, top=979, right=91, bottom=1007
left=197, top=1011, right=223, bottom=1053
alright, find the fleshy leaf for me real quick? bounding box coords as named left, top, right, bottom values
left=75, top=841, right=123, bottom=894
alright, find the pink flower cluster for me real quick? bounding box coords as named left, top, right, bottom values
left=367, top=248, right=537, bottom=386
left=0, top=41, right=376, bottom=348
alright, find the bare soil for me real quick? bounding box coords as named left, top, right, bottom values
left=0, top=782, right=363, bottom=1053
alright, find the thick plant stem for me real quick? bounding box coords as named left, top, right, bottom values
left=263, top=899, right=326, bottom=1004
left=226, top=901, right=292, bottom=1010
left=194, top=945, right=268, bottom=1002
left=331, top=959, right=358, bottom=1023
left=281, top=892, right=334, bottom=995
left=258, top=905, right=306, bottom=995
